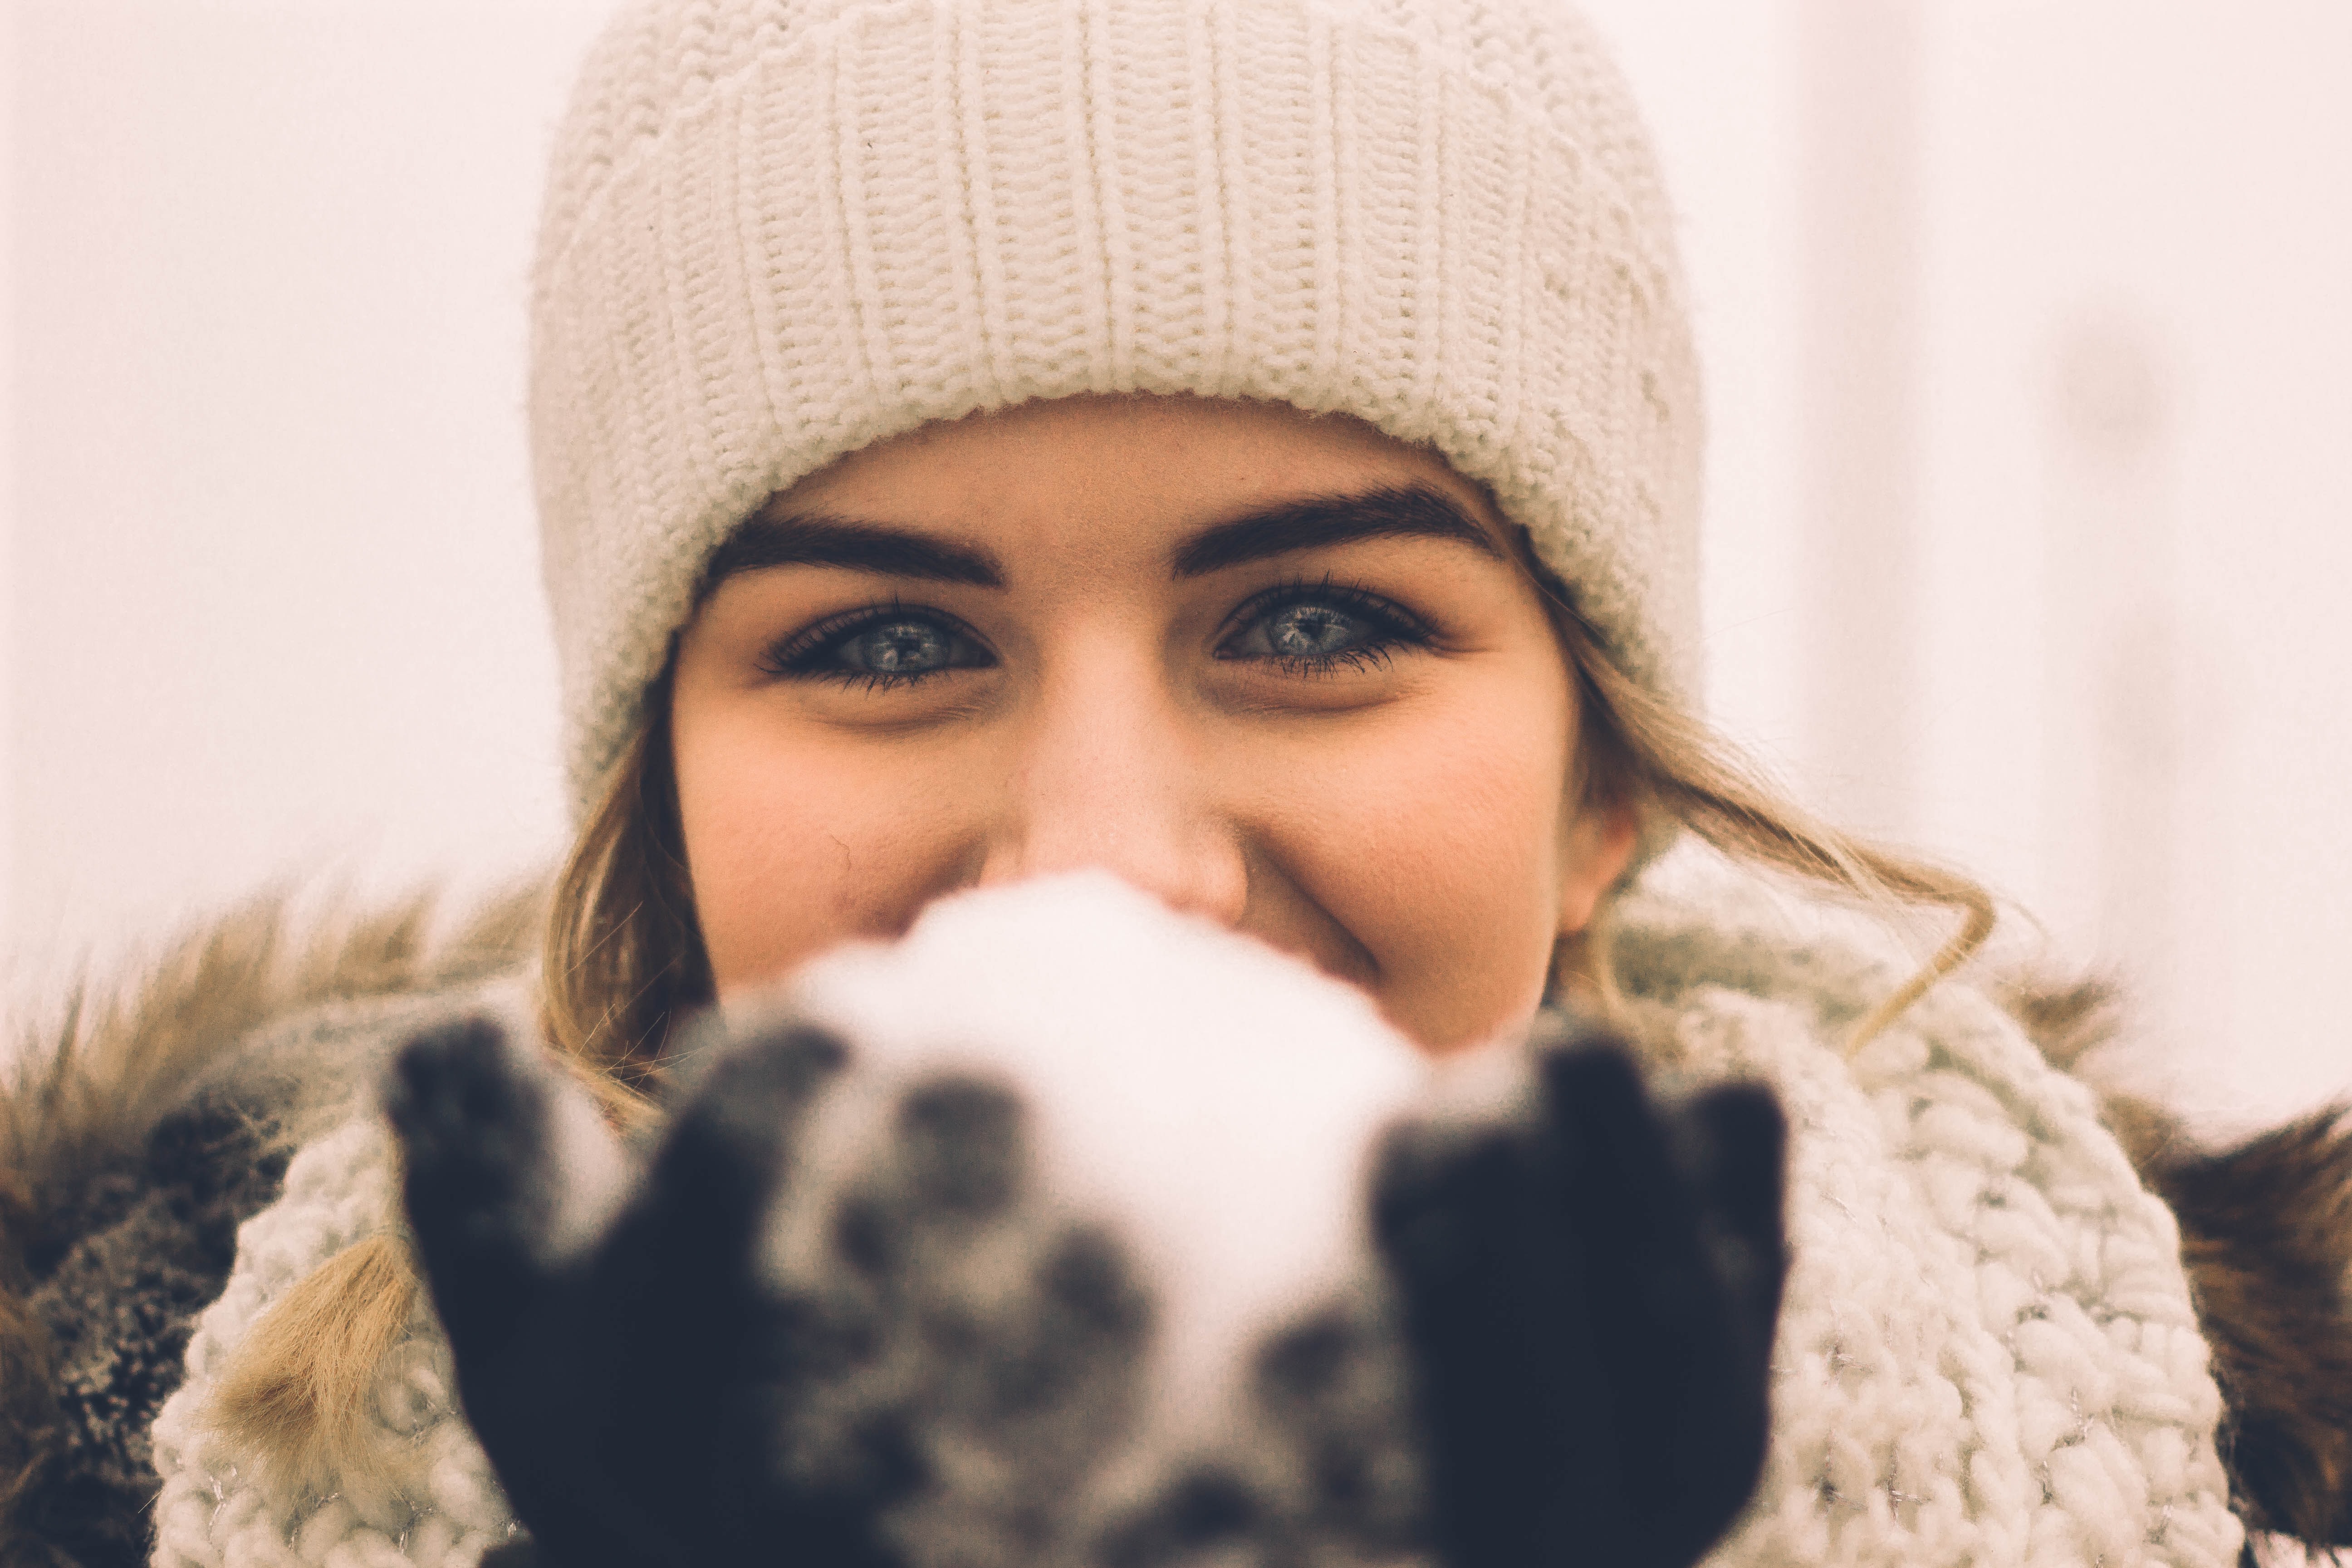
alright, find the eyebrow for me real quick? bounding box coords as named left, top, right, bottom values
left=700, top=482, right=1501, bottom=600
left=698, top=513, right=1003, bottom=598
left=1171, top=485, right=1504, bottom=577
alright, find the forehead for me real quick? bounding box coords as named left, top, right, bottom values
left=771, top=393, right=1509, bottom=552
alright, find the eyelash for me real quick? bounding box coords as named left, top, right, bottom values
left=758, top=579, right=1433, bottom=690
left=1215, top=578, right=1435, bottom=675
left=756, top=601, right=994, bottom=691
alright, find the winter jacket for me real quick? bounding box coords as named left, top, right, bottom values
left=2, top=864, right=2348, bottom=1568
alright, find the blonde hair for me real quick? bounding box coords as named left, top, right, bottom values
left=540, top=666, right=705, bottom=1103
left=207, top=545, right=1991, bottom=1483
left=202, top=1234, right=419, bottom=1493
left=1532, top=584, right=1994, bottom=1052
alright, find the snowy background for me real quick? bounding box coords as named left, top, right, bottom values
left=5, top=0, right=2349, bottom=1127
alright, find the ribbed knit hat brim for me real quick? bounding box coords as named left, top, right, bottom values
left=533, top=0, right=1703, bottom=814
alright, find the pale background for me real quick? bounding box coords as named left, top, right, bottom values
left=5, top=0, right=2349, bottom=1128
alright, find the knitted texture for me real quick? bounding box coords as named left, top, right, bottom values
left=1615, top=859, right=2244, bottom=1567
left=531, top=0, right=1705, bottom=812
left=147, top=866, right=2243, bottom=1568
left=147, top=1118, right=512, bottom=1568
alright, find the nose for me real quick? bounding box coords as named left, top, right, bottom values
left=974, top=653, right=1250, bottom=927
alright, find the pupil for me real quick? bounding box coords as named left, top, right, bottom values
left=1269, top=605, right=1358, bottom=657
left=857, top=620, right=948, bottom=672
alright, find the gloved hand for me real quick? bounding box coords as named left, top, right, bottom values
left=387, top=1004, right=1784, bottom=1568
left=1371, top=1024, right=1788, bottom=1568
left=385, top=1014, right=960, bottom=1568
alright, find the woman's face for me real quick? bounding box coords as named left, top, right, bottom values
left=669, top=395, right=1633, bottom=1054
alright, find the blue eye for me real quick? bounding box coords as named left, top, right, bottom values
left=1220, top=583, right=1428, bottom=671
left=766, top=608, right=994, bottom=687
left=1261, top=603, right=1371, bottom=658
left=843, top=617, right=956, bottom=674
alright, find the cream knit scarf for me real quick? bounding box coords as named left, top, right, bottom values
left=149, top=861, right=2245, bottom=1568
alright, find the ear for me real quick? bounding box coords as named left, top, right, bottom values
left=1557, top=799, right=1638, bottom=938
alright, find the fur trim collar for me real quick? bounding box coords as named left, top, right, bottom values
left=0, top=888, right=541, bottom=1568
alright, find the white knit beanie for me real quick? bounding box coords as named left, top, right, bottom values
left=532, top=0, right=1705, bottom=814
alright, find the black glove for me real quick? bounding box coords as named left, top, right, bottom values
left=387, top=1009, right=1784, bottom=1568
left=385, top=1012, right=1152, bottom=1568
left=1371, top=1022, right=1788, bottom=1568
left=386, top=1014, right=897, bottom=1568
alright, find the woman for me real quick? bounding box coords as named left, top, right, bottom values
left=4, top=0, right=2350, bottom=1564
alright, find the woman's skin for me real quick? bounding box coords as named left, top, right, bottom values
left=668, top=393, right=1635, bottom=1054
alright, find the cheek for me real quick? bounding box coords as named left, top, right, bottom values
left=672, top=714, right=983, bottom=994
left=1253, top=670, right=1576, bottom=1049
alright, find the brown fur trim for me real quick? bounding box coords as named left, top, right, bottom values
left=0, top=1289, right=56, bottom=1559
left=2157, top=1111, right=2352, bottom=1546
left=2002, top=974, right=2352, bottom=1548
left=0, top=882, right=544, bottom=1564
